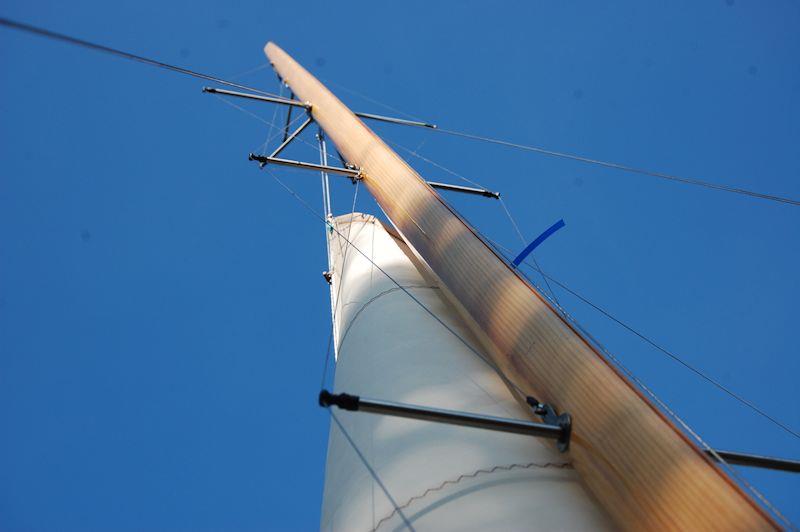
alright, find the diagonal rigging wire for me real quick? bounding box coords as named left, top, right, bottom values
left=497, top=197, right=561, bottom=307
left=263, top=167, right=528, bottom=399
left=322, top=78, right=424, bottom=122
left=391, top=131, right=797, bottom=521
left=330, top=412, right=416, bottom=531
left=392, top=137, right=563, bottom=306
left=4, top=14, right=792, bottom=523
left=332, top=78, right=800, bottom=207
left=0, top=17, right=284, bottom=99
left=527, top=265, right=792, bottom=527
left=387, top=128, right=800, bottom=442
left=320, top=180, right=360, bottom=390
left=485, top=235, right=800, bottom=442
left=263, top=163, right=791, bottom=528
left=213, top=92, right=305, bottom=132
left=388, top=140, right=489, bottom=189
left=255, top=128, right=791, bottom=524
left=430, top=127, right=800, bottom=207
left=3, top=15, right=797, bottom=208
left=458, top=228, right=792, bottom=526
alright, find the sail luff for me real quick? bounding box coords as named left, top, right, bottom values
left=265, top=42, right=778, bottom=530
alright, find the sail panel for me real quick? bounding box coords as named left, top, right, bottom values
left=322, top=213, right=612, bottom=530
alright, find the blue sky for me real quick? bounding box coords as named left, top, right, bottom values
left=1, top=1, right=799, bottom=529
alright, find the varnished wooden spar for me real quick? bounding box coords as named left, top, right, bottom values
left=265, top=43, right=778, bottom=530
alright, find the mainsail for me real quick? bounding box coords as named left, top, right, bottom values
left=266, top=42, right=777, bottom=530
left=322, top=212, right=614, bottom=530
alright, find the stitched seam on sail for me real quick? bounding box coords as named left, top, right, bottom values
left=336, top=285, right=439, bottom=351
left=371, top=461, right=573, bottom=532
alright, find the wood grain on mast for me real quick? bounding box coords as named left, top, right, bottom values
left=264, top=42, right=778, bottom=530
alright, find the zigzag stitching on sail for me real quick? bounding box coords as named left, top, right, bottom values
left=371, top=461, right=573, bottom=531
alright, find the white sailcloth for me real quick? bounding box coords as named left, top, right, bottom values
left=321, top=213, right=612, bottom=531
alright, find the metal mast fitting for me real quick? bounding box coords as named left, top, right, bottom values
left=249, top=152, right=499, bottom=198
left=427, top=181, right=500, bottom=199
left=203, top=86, right=436, bottom=129
left=318, top=391, right=800, bottom=472
left=707, top=450, right=800, bottom=473
left=249, top=154, right=362, bottom=180
left=319, top=390, right=571, bottom=451
left=202, top=86, right=309, bottom=108
left=269, top=116, right=313, bottom=159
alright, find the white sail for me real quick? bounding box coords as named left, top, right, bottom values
left=321, top=213, right=612, bottom=531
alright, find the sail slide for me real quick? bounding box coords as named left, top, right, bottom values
left=265, top=43, right=778, bottom=529
left=322, top=213, right=612, bottom=530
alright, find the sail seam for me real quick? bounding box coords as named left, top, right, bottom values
left=336, top=285, right=440, bottom=351
left=371, top=461, right=573, bottom=531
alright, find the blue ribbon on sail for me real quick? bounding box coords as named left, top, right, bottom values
left=511, top=219, right=565, bottom=268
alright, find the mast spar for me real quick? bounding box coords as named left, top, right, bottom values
left=264, top=42, right=779, bottom=530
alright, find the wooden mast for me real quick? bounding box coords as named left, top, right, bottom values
left=265, top=42, right=778, bottom=530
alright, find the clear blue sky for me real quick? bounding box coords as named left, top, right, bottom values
left=1, top=1, right=799, bottom=529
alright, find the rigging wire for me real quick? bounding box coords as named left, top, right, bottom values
left=429, top=127, right=800, bottom=207
left=545, top=286, right=793, bottom=528
left=388, top=126, right=800, bottom=443
left=385, top=132, right=798, bottom=522
left=389, top=128, right=800, bottom=439
left=263, top=167, right=529, bottom=399
left=212, top=92, right=301, bottom=131
left=391, top=137, right=563, bottom=305
left=497, top=197, right=561, bottom=306
left=336, top=78, right=800, bottom=207
left=456, top=230, right=794, bottom=527
left=225, top=62, right=271, bottom=81
left=8, top=14, right=793, bottom=208
left=330, top=412, right=416, bottom=531
left=320, top=180, right=361, bottom=390
left=491, top=237, right=800, bottom=441
left=0, top=16, right=284, bottom=99
left=322, top=77, right=425, bottom=122
left=265, top=81, right=285, bottom=153
left=264, top=162, right=792, bottom=528
left=221, top=90, right=793, bottom=525
left=388, top=140, right=489, bottom=190
left=6, top=15, right=792, bottom=520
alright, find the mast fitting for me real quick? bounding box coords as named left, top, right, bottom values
left=319, top=389, right=570, bottom=450
left=526, top=396, right=572, bottom=452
